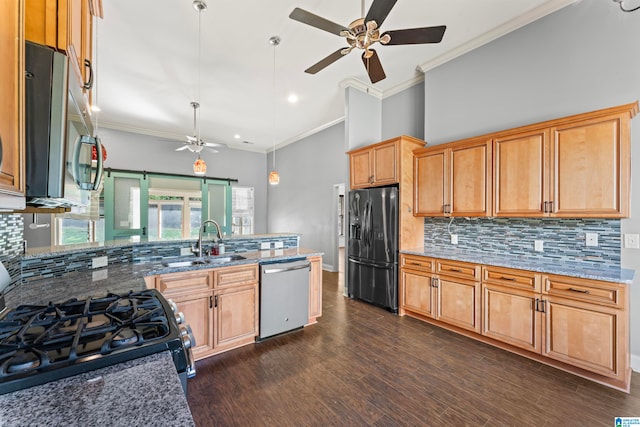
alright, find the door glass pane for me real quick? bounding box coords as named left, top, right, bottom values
left=160, top=204, right=183, bottom=239
left=114, top=177, right=141, bottom=230
left=190, top=204, right=202, bottom=238
left=148, top=204, right=159, bottom=240
left=208, top=184, right=227, bottom=227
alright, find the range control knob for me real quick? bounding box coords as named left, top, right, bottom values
left=166, top=299, right=179, bottom=314
left=174, top=311, right=185, bottom=325
left=180, top=325, right=196, bottom=349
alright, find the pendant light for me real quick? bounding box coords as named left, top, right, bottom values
left=268, top=36, right=280, bottom=185
left=192, top=0, right=207, bottom=176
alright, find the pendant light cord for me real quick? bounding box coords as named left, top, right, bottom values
left=272, top=38, right=277, bottom=170
left=197, top=7, right=202, bottom=144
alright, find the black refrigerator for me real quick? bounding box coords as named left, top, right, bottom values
left=347, top=186, right=399, bottom=312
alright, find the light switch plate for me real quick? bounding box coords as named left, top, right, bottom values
left=624, top=234, right=640, bottom=249
left=260, top=242, right=271, bottom=250
left=274, top=241, right=284, bottom=249
left=585, top=233, right=598, bottom=247
left=180, top=247, right=193, bottom=256
left=450, top=234, right=458, bottom=245
left=534, top=240, right=544, bottom=252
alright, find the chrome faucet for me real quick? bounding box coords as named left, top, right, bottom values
left=192, top=219, right=223, bottom=257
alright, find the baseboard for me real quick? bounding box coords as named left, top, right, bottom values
left=631, top=353, right=640, bottom=372
left=322, top=263, right=337, bottom=272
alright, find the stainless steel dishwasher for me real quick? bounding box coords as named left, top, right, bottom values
left=259, top=259, right=310, bottom=339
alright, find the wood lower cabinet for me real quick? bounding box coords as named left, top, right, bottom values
left=400, top=255, right=631, bottom=392
left=214, top=284, right=258, bottom=351
left=307, top=256, right=323, bottom=324
left=154, top=263, right=259, bottom=361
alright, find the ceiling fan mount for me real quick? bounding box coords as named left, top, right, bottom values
left=290, top=0, right=446, bottom=84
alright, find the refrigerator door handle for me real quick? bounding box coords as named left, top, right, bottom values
left=348, top=257, right=393, bottom=269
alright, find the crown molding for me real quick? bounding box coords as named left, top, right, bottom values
left=339, top=78, right=384, bottom=99
left=418, top=0, right=580, bottom=73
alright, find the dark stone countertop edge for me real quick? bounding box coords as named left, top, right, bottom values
left=401, top=247, right=634, bottom=285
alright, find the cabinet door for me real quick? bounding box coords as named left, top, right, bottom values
left=170, top=290, right=214, bottom=360
left=551, top=113, right=630, bottom=217
left=435, top=276, right=481, bottom=333
left=542, top=296, right=623, bottom=380
left=493, top=130, right=548, bottom=217
left=401, top=269, right=434, bottom=318
left=350, top=149, right=372, bottom=189
left=414, top=149, right=447, bottom=216
left=371, top=141, right=397, bottom=185
left=214, top=284, right=258, bottom=350
left=0, top=0, right=25, bottom=196
left=482, top=284, right=540, bottom=353
left=450, top=140, right=492, bottom=216
left=308, top=256, right=323, bottom=323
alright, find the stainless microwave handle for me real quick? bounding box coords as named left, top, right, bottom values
left=92, top=137, right=104, bottom=191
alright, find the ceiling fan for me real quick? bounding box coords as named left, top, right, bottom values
left=289, top=0, right=446, bottom=83
left=175, top=101, right=225, bottom=153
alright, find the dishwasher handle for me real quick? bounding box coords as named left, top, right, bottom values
left=262, top=262, right=311, bottom=275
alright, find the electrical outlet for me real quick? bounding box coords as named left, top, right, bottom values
left=534, top=240, right=544, bottom=252
left=585, top=233, right=598, bottom=247
left=274, top=241, right=284, bottom=249
left=92, top=256, right=108, bottom=269
left=624, top=234, right=640, bottom=249
left=450, top=234, right=458, bottom=245
left=180, top=247, right=192, bottom=256
left=260, top=242, right=271, bottom=250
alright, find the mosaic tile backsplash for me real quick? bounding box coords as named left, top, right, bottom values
left=423, top=217, right=621, bottom=267
left=0, top=214, right=24, bottom=292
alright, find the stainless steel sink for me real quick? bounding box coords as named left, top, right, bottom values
left=162, top=255, right=246, bottom=268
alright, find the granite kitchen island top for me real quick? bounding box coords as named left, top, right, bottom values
left=0, top=352, right=194, bottom=427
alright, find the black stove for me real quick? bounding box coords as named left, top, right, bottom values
left=0, top=289, right=195, bottom=395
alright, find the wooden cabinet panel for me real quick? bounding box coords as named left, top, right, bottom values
left=543, top=274, right=623, bottom=309
left=214, top=264, right=259, bottom=288
left=171, top=290, right=214, bottom=360
left=350, top=149, right=372, bottom=188
left=401, top=269, right=434, bottom=318
left=155, top=269, right=212, bottom=294
left=543, top=297, right=621, bottom=379
left=414, top=149, right=446, bottom=216
left=436, top=259, right=480, bottom=282
left=401, top=254, right=435, bottom=272
left=482, top=284, right=540, bottom=352
left=493, top=130, right=548, bottom=216
left=551, top=113, right=629, bottom=217
left=308, top=256, right=323, bottom=323
left=214, top=284, right=258, bottom=350
left=371, top=142, right=398, bottom=185
left=414, top=140, right=491, bottom=217
left=0, top=0, right=25, bottom=199
left=482, top=266, right=541, bottom=293
left=435, top=276, right=480, bottom=333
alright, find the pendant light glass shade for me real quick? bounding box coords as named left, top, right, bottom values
left=193, top=157, right=207, bottom=176
left=268, top=170, right=280, bottom=185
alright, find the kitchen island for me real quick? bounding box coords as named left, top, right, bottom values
left=1, top=246, right=322, bottom=426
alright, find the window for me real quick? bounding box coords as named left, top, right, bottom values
left=148, top=193, right=202, bottom=240
left=56, top=217, right=104, bottom=245
left=232, top=186, right=254, bottom=235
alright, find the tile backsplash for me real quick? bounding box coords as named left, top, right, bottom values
left=423, top=217, right=620, bottom=267
left=0, top=214, right=24, bottom=292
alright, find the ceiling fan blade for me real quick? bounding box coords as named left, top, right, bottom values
left=365, top=0, right=397, bottom=28
left=289, top=8, right=350, bottom=36
left=175, top=145, right=190, bottom=151
left=384, top=26, right=446, bottom=45
left=361, top=49, right=386, bottom=84
left=186, top=135, right=197, bottom=142
left=305, top=48, right=349, bottom=74
left=203, top=141, right=226, bottom=148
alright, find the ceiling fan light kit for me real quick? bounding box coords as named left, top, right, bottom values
left=289, top=0, right=447, bottom=83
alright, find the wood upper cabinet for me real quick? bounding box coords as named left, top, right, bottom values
left=493, top=103, right=637, bottom=218
left=0, top=0, right=26, bottom=205
left=414, top=139, right=492, bottom=217
left=25, top=0, right=101, bottom=97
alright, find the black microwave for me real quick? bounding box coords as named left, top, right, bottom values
left=24, top=42, right=103, bottom=209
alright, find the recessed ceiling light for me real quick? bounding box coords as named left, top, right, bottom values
left=234, top=134, right=241, bottom=139
left=287, top=94, right=298, bottom=104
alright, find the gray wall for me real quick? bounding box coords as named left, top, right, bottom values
left=382, top=82, right=425, bottom=141
left=99, top=128, right=268, bottom=233
left=422, top=0, right=640, bottom=368
left=267, top=122, right=347, bottom=271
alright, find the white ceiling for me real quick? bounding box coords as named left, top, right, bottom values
left=94, top=0, right=578, bottom=153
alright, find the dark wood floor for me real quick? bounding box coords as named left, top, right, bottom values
left=188, top=271, right=640, bottom=426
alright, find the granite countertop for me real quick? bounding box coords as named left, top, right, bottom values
left=2, top=247, right=323, bottom=426
left=402, top=246, right=635, bottom=285
left=0, top=352, right=194, bottom=427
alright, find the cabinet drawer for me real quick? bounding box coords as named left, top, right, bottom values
left=156, top=269, right=212, bottom=293
left=215, top=264, right=259, bottom=288
left=436, top=259, right=480, bottom=281
left=482, top=266, right=541, bottom=293
left=543, top=274, right=625, bottom=308
left=401, top=255, right=435, bottom=272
